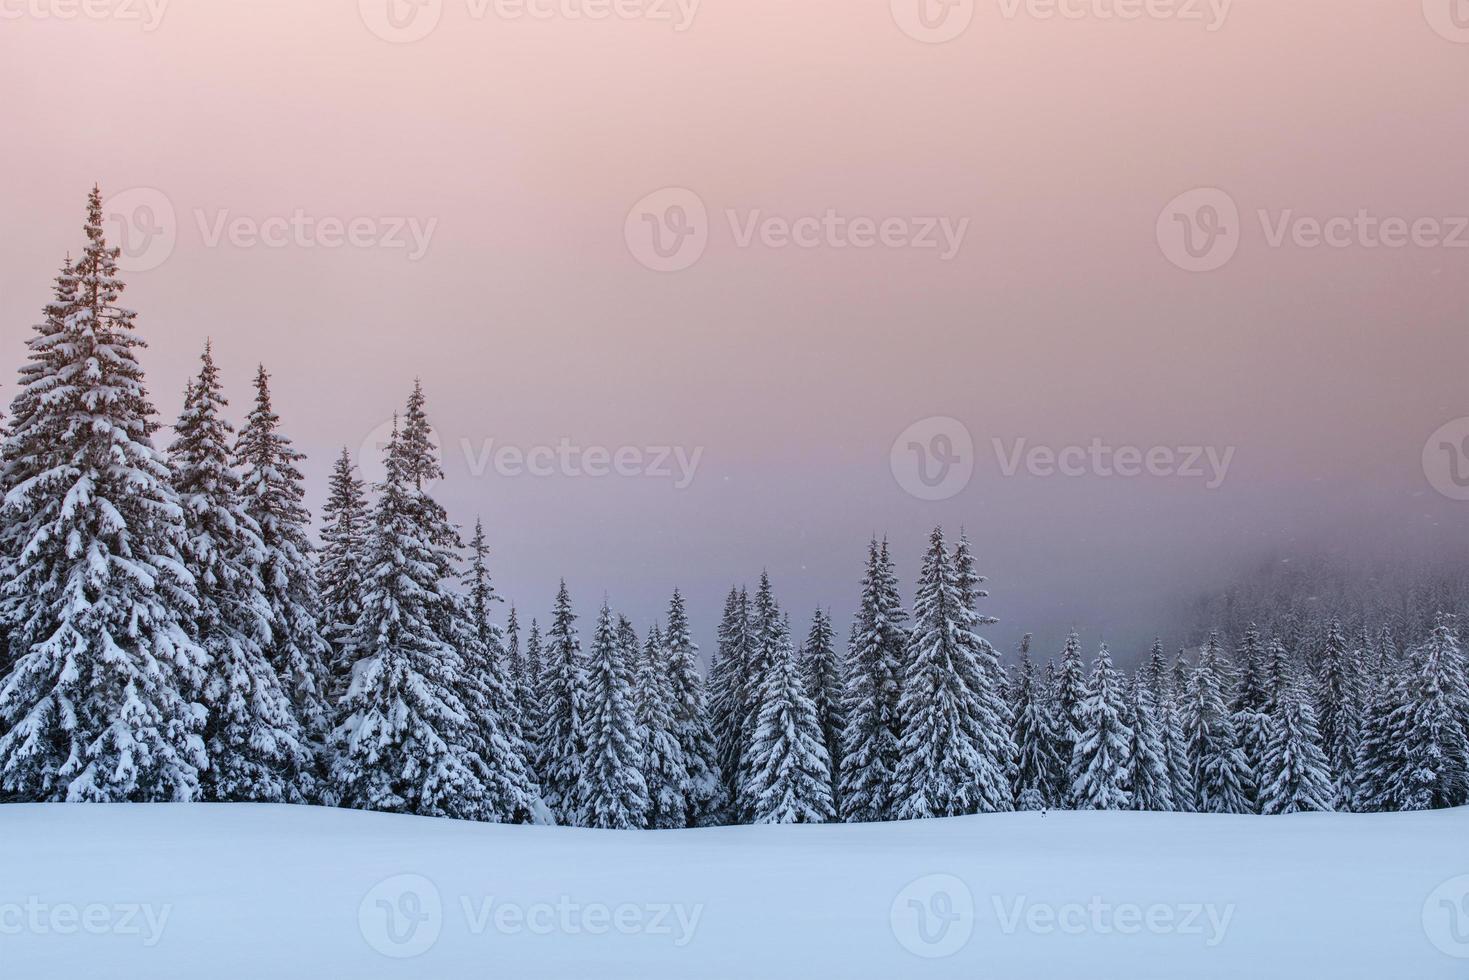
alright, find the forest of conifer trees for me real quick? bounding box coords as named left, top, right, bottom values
left=0, top=189, right=1464, bottom=827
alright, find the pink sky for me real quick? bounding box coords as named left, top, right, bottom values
left=2, top=0, right=1466, bottom=655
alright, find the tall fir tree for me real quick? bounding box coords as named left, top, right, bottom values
left=580, top=603, right=649, bottom=829
left=950, top=530, right=1016, bottom=812
left=1231, top=624, right=1269, bottom=813
left=236, top=365, right=332, bottom=744
left=1144, top=640, right=1194, bottom=811
left=736, top=572, right=785, bottom=822
left=636, top=624, right=688, bottom=829
left=316, top=447, right=367, bottom=694
left=0, top=189, right=207, bottom=802
left=1395, top=615, right=1469, bottom=810
left=664, top=588, right=723, bottom=826
left=1258, top=673, right=1334, bottom=815
left=1314, top=620, right=1361, bottom=809
left=839, top=538, right=907, bottom=822
left=742, top=611, right=834, bottom=824
left=1184, top=634, right=1252, bottom=814
left=799, top=607, right=844, bottom=811
left=537, top=582, right=588, bottom=826
left=522, top=617, right=546, bottom=776
left=1009, top=651, right=1063, bottom=809
left=328, top=419, right=491, bottom=820
left=1052, top=630, right=1088, bottom=801
left=709, top=585, right=750, bottom=812
left=1068, top=643, right=1132, bottom=810
left=1123, top=671, right=1174, bottom=811
left=170, top=344, right=310, bottom=803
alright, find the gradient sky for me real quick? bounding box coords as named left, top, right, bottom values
left=2, top=0, right=1466, bottom=661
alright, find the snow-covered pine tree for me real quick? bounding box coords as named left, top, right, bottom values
left=537, top=581, right=588, bottom=825
left=1009, top=651, right=1062, bottom=809
left=316, top=447, right=367, bottom=694
left=800, top=607, right=844, bottom=810
left=1396, top=614, right=1469, bottom=810
left=736, top=572, right=785, bottom=823
left=636, top=623, right=688, bottom=829
left=839, top=538, right=907, bottom=822
left=742, top=610, right=834, bottom=824
left=170, top=344, right=310, bottom=803
left=664, top=588, right=723, bottom=826
left=1144, top=640, right=1194, bottom=811
left=894, top=527, right=1005, bottom=818
left=522, top=616, right=546, bottom=772
left=1068, top=643, right=1132, bottom=810
left=327, top=419, right=490, bottom=820
left=236, top=365, right=332, bottom=745
left=1184, top=634, right=1252, bottom=814
left=1123, top=671, right=1174, bottom=811
left=709, top=585, right=750, bottom=811
left=1231, top=624, right=1269, bottom=813
left=1052, top=630, right=1088, bottom=803
left=1355, top=634, right=1412, bottom=812
left=1314, top=620, right=1361, bottom=808
left=581, top=603, right=649, bottom=829
left=1258, top=673, right=1334, bottom=815
left=506, top=605, right=536, bottom=753
left=951, top=530, right=1015, bottom=813
left=0, top=189, right=207, bottom=802
left=450, top=518, right=544, bottom=824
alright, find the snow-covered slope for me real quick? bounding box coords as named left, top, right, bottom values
left=1, top=803, right=1465, bottom=979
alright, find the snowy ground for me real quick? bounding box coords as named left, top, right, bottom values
left=1, top=803, right=1466, bottom=979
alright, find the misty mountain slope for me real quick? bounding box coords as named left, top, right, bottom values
left=0, top=803, right=1463, bottom=979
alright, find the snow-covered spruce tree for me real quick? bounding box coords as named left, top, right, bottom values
left=636, top=624, right=688, bottom=829
left=522, top=617, right=546, bottom=771
left=742, top=611, right=834, bottom=824
left=1051, top=630, right=1088, bottom=803
left=839, top=538, right=907, bottom=822
left=1123, top=671, right=1174, bottom=811
left=581, top=603, right=649, bottom=829
left=1355, top=641, right=1412, bottom=812
left=0, top=189, right=207, bottom=802
left=1183, top=634, right=1252, bottom=814
left=505, top=605, right=537, bottom=756
left=236, top=365, right=332, bottom=745
left=1068, top=643, right=1132, bottom=811
left=1258, top=674, right=1334, bottom=815
left=664, top=588, right=723, bottom=826
left=950, top=530, right=1016, bottom=812
left=1144, top=640, right=1194, bottom=811
left=1314, top=620, right=1361, bottom=808
left=170, top=344, right=310, bottom=803
left=709, top=585, right=750, bottom=810
left=894, top=527, right=1007, bottom=818
left=1227, top=625, right=1268, bottom=813
left=1395, top=615, right=1469, bottom=810
left=537, top=582, right=588, bottom=825
left=316, top=447, right=367, bottom=694
left=327, top=420, right=490, bottom=820
left=449, top=518, right=544, bottom=824
left=735, top=572, right=785, bottom=823
left=800, top=607, right=844, bottom=809
left=1009, top=651, right=1063, bottom=809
